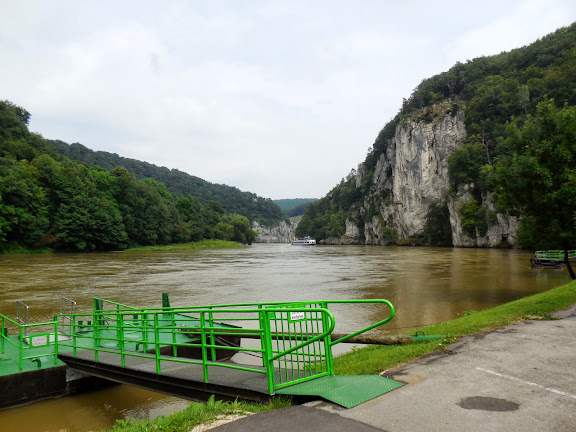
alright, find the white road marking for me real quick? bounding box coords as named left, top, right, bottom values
left=476, top=367, right=576, bottom=401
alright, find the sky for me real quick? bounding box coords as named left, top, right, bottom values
left=1, top=1, right=576, bottom=199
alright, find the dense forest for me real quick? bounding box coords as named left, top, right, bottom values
left=0, top=100, right=259, bottom=252
left=297, top=22, right=576, bottom=249
left=273, top=198, right=317, bottom=217
left=50, top=141, right=285, bottom=226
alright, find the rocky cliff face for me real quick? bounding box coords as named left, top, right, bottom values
left=253, top=216, right=301, bottom=243
left=348, top=104, right=518, bottom=247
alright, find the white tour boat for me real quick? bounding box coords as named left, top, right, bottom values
left=291, top=237, right=316, bottom=246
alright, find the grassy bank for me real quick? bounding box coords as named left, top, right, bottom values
left=334, top=279, right=576, bottom=375
left=0, top=239, right=244, bottom=255
left=102, top=396, right=290, bottom=432
left=101, top=279, right=576, bottom=432
left=123, top=239, right=245, bottom=253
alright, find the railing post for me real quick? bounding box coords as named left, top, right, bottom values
left=53, top=319, right=59, bottom=365
left=142, top=313, right=149, bottom=352
left=71, top=315, right=78, bottom=357
left=1, top=317, right=5, bottom=354
left=118, top=313, right=125, bottom=367
left=258, top=305, right=267, bottom=368
left=320, top=302, right=334, bottom=374
left=18, top=325, right=23, bottom=371
left=153, top=313, right=161, bottom=374
left=171, top=311, right=177, bottom=357
left=94, top=298, right=104, bottom=326
left=200, top=312, right=209, bottom=383
left=94, top=312, right=100, bottom=362
left=208, top=309, right=216, bottom=362
left=261, top=310, right=276, bottom=394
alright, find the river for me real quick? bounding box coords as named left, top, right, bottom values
left=0, top=244, right=568, bottom=431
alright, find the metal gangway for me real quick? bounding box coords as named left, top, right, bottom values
left=55, top=298, right=403, bottom=407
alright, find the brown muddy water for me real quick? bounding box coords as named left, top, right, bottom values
left=0, top=244, right=568, bottom=431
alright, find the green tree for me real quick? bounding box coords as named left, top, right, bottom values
left=0, top=158, right=49, bottom=250
left=448, top=142, right=488, bottom=191
left=215, top=214, right=257, bottom=244
left=423, top=202, right=453, bottom=246
left=494, top=100, right=576, bottom=279
left=54, top=194, right=128, bottom=251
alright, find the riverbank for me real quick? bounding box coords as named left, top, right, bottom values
left=123, top=239, right=244, bottom=253
left=101, top=279, right=576, bottom=432
left=101, top=396, right=290, bottom=432
left=0, top=239, right=244, bottom=255
left=334, top=277, right=576, bottom=375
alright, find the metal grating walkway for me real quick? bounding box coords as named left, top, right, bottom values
left=276, top=375, right=404, bottom=408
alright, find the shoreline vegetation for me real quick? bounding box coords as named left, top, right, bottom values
left=0, top=239, right=245, bottom=255
left=123, top=239, right=245, bottom=253
left=101, top=279, right=576, bottom=432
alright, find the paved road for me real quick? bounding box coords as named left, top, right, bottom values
left=211, top=305, right=576, bottom=432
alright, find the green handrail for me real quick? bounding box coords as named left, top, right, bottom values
left=54, top=298, right=395, bottom=394
left=535, top=250, right=576, bottom=260
left=326, top=299, right=395, bottom=346
left=56, top=305, right=337, bottom=392
left=0, top=313, right=59, bottom=370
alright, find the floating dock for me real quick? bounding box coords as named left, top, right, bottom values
left=1, top=296, right=405, bottom=409
left=531, top=250, right=576, bottom=268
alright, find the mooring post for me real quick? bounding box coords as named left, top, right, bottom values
left=162, top=293, right=170, bottom=310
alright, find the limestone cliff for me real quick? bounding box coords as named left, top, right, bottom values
left=253, top=216, right=301, bottom=243
left=344, top=104, right=518, bottom=247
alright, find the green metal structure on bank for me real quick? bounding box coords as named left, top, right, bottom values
left=1, top=296, right=404, bottom=407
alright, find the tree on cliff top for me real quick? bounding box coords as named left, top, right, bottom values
left=493, top=100, right=576, bottom=279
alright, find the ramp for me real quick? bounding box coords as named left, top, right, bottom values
left=276, top=375, right=404, bottom=408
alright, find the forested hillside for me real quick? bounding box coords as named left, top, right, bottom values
left=0, top=101, right=258, bottom=252
left=297, top=22, right=576, bottom=249
left=273, top=198, right=317, bottom=217
left=50, top=140, right=284, bottom=226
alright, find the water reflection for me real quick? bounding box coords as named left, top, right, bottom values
left=0, top=244, right=568, bottom=431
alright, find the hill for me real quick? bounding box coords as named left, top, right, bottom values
left=0, top=101, right=260, bottom=252
left=50, top=140, right=284, bottom=226
left=273, top=198, right=317, bottom=216
left=297, top=22, right=576, bottom=247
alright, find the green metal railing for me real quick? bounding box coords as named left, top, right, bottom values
left=55, top=299, right=395, bottom=394
left=0, top=314, right=60, bottom=370
left=535, top=250, right=576, bottom=261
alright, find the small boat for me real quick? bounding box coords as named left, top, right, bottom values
left=530, top=250, right=576, bottom=269
left=291, top=237, right=316, bottom=246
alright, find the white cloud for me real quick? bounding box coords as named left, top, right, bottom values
left=1, top=0, right=576, bottom=198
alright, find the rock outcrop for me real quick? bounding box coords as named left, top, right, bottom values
left=253, top=216, right=301, bottom=243
left=345, top=104, right=518, bottom=247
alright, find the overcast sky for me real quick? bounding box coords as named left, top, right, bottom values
left=2, top=1, right=576, bottom=199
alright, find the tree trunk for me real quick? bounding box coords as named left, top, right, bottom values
left=564, top=245, right=576, bottom=280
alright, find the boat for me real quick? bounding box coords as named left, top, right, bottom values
left=530, top=250, right=576, bottom=268
left=291, top=236, right=316, bottom=245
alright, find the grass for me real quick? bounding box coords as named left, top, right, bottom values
left=101, top=395, right=291, bottom=432
left=0, top=244, right=53, bottom=254
left=123, top=239, right=245, bottom=253
left=0, top=239, right=244, bottom=255
left=333, top=279, right=576, bottom=375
